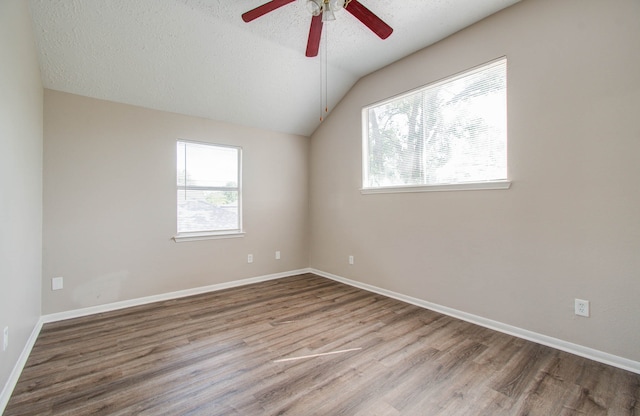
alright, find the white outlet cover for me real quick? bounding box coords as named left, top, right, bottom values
left=575, top=299, right=590, bottom=317
left=52, top=276, right=64, bottom=290
left=247, top=254, right=253, bottom=263
left=3, top=327, right=8, bottom=351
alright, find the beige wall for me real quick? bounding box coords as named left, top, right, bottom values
left=42, top=90, right=309, bottom=314
left=0, top=0, right=43, bottom=393
left=5, top=0, right=639, bottom=386
left=309, top=0, right=640, bottom=361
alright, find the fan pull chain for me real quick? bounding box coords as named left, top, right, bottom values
left=319, top=45, right=323, bottom=122
left=325, top=24, right=328, bottom=116
left=319, top=21, right=328, bottom=122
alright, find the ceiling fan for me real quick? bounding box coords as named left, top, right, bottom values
left=242, top=0, right=393, bottom=57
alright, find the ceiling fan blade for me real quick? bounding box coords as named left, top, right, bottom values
left=242, top=0, right=296, bottom=22
left=344, top=0, right=393, bottom=39
left=306, top=14, right=323, bottom=57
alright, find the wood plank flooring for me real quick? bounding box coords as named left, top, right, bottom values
left=5, top=273, right=640, bottom=415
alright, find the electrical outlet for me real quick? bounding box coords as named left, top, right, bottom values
left=348, top=255, right=354, bottom=265
left=275, top=251, right=281, bottom=260
left=52, top=276, right=64, bottom=291
left=3, top=327, right=8, bottom=351
left=575, top=299, right=590, bottom=317
left=247, top=254, right=253, bottom=264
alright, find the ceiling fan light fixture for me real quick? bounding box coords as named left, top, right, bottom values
left=322, top=7, right=336, bottom=21
left=306, top=0, right=322, bottom=16
left=329, top=0, right=345, bottom=12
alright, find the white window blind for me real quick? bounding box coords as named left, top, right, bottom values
left=363, top=58, right=507, bottom=191
left=176, top=140, right=241, bottom=236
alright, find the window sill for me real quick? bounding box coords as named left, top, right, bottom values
left=173, top=231, right=245, bottom=243
left=360, top=180, right=511, bottom=195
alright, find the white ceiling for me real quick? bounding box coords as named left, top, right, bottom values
left=28, top=0, right=520, bottom=136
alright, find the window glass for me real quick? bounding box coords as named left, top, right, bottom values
left=177, top=140, right=241, bottom=235
left=363, top=58, right=507, bottom=190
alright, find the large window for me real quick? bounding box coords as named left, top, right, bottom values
left=175, top=140, right=242, bottom=240
left=363, top=57, right=508, bottom=192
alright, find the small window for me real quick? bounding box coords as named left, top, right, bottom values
left=175, top=140, right=242, bottom=241
left=362, top=57, right=508, bottom=193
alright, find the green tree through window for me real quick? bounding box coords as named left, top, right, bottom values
left=364, top=58, right=507, bottom=189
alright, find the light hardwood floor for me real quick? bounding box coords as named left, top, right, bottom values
left=5, top=274, right=640, bottom=415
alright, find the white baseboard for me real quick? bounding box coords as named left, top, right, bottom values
left=4, top=266, right=636, bottom=415
left=0, top=318, right=43, bottom=415
left=311, top=268, right=640, bottom=375
left=42, top=268, right=312, bottom=323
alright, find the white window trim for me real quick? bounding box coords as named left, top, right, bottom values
left=362, top=57, right=508, bottom=193
left=174, top=139, right=243, bottom=242
left=173, top=231, right=245, bottom=243
left=361, top=180, right=511, bottom=195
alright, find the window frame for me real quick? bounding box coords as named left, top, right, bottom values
left=361, top=57, right=511, bottom=194
left=173, top=139, right=244, bottom=243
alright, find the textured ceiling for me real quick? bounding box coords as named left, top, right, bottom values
left=29, top=0, right=520, bottom=136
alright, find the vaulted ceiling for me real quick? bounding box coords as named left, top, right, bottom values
left=29, top=0, right=520, bottom=136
